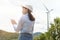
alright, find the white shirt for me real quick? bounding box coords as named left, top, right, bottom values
left=13, top=13, right=35, bottom=34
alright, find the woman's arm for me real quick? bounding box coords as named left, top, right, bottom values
left=11, top=17, right=24, bottom=32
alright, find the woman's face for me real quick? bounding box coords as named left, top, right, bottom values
left=22, top=7, right=28, bottom=14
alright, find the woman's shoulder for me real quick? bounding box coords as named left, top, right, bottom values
left=20, top=15, right=28, bottom=21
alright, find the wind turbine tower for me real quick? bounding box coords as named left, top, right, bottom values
left=40, top=0, right=53, bottom=30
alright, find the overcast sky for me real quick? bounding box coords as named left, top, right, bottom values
left=0, top=0, right=60, bottom=33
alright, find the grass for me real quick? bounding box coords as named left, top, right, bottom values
left=0, top=30, right=18, bottom=40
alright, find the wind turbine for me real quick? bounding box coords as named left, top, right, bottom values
left=40, top=0, right=53, bottom=30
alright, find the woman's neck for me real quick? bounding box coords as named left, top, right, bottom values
left=23, top=13, right=28, bottom=15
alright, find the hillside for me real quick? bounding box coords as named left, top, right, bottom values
left=0, top=30, right=41, bottom=40
left=33, top=32, right=41, bottom=37
left=0, top=30, right=18, bottom=40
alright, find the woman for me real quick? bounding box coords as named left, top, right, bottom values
left=11, top=5, right=35, bottom=40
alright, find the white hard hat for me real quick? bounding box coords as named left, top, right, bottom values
left=22, top=5, right=33, bottom=11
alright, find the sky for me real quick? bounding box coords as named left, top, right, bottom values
left=0, top=0, right=60, bottom=33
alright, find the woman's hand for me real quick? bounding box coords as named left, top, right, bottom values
left=11, top=19, right=17, bottom=25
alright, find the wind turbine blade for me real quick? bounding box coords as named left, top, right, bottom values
left=40, top=0, right=49, bottom=11
left=43, top=3, right=49, bottom=11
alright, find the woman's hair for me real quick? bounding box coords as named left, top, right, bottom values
left=28, top=9, right=35, bottom=21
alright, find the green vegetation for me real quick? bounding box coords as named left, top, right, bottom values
left=34, top=17, right=60, bottom=40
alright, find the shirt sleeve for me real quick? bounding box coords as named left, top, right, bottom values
left=13, top=16, right=25, bottom=32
